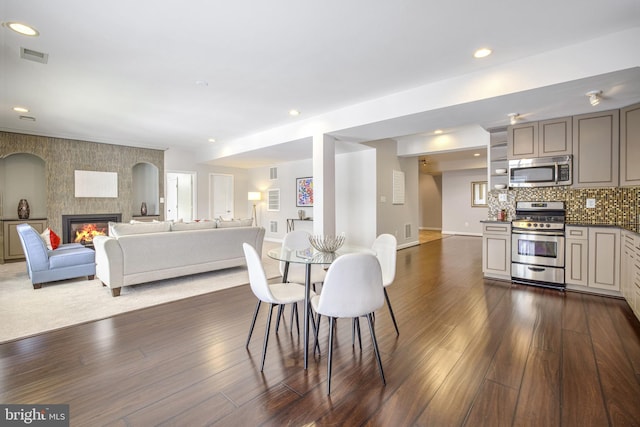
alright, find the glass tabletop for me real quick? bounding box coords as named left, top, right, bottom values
left=267, top=245, right=372, bottom=265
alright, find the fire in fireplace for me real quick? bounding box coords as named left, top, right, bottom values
left=62, top=213, right=122, bottom=247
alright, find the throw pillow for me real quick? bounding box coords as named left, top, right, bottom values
left=41, top=227, right=61, bottom=250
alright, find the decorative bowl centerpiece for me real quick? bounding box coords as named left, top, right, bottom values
left=309, top=234, right=345, bottom=253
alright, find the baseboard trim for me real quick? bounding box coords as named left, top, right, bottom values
left=441, top=231, right=482, bottom=237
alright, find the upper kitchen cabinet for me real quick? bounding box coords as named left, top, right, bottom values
left=572, top=109, right=619, bottom=188
left=620, top=102, right=640, bottom=187
left=507, top=117, right=572, bottom=160
left=539, top=117, right=572, bottom=157
left=508, top=122, right=538, bottom=159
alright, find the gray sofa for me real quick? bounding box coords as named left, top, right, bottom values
left=93, top=221, right=265, bottom=296
left=16, top=223, right=96, bottom=288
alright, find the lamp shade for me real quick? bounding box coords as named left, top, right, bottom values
left=248, top=192, right=261, bottom=201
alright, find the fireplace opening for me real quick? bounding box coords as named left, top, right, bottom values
left=62, top=213, right=122, bottom=247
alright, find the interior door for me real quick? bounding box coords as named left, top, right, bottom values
left=166, top=172, right=195, bottom=221
left=210, top=173, right=234, bottom=219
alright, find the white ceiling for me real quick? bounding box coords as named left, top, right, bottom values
left=2, top=0, right=640, bottom=169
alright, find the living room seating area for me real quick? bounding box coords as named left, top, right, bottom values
left=94, top=221, right=265, bottom=296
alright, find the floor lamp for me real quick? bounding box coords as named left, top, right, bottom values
left=248, top=192, right=261, bottom=226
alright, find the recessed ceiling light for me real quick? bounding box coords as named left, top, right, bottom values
left=289, top=109, right=300, bottom=116
left=434, top=129, right=443, bottom=135
left=13, top=106, right=29, bottom=113
left=208, top=138, right=216, bottom=143
left=473, top=153, right=480, bottom=157
left=3, top=22, right=39, bottom=37
left=473, top=48, right=492, bottom=58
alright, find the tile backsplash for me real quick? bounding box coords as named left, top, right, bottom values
left=488, top=187, right=640, bottom=224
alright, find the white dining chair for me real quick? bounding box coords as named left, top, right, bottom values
left=277, top=230, right=327, bottom=332
left=243, top=243, right=314, bottom=371
left=372, top=233, right=400, bottom=335
left=311, top=252, right=386, bottom=395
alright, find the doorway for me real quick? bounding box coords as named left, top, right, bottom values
left=166, top=171, right=196, bottom=221
left=209, top=173, right=234, bottom=220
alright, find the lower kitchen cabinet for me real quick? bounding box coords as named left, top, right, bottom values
left=482, top=222, right=511, bottom=281
left=565, top=226, right=620, bottom=293
left=620, top=229, right=640, bottom=322
left=565, top=227, right=588, bottom=286
left=588, top=227, right=620, bottom=291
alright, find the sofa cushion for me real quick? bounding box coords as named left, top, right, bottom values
left=170, top=221, right=217, bottom=231
left=40, top=227, right=61, bottom=250
left=109, top=221, right=171, bottom=237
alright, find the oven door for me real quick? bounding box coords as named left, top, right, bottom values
left=511, top=231, right=565, bottom=268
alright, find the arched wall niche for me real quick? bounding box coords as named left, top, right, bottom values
left=0, top=153, right=47, bottom=218
left=132, top=162, right=159, bottom=216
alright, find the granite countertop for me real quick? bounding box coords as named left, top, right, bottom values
left=565, top=222, right=640, bottom=233
left=481, top=220, right=640, bottom=234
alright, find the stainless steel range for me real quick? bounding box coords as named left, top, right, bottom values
left=511, top=201, right=566, bottom=289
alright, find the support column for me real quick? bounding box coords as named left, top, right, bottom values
left=312, top=134, right=335, bottom=236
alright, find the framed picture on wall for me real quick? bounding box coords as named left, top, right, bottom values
left=296, top=177, right=313, bottom=207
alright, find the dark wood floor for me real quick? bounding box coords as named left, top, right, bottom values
left=2, top=236, right=640, bottom=426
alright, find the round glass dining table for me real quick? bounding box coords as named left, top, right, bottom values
left=267, top=245, right=372, bottom=369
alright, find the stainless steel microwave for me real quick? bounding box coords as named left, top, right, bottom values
left=508, top=155, right=572, bottom=187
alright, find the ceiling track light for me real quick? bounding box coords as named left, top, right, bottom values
left=508, top=113, right=519, bottom=125
left=586, top=90, right=602, bottom=106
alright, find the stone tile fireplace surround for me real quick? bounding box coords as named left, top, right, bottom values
left=0, top=131, right=164, bottom=262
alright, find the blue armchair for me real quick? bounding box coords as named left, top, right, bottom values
left=16, top=223, right=96, bottom=289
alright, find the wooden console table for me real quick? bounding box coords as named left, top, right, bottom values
left=286, top=218, right=313, bottom=232
left=2, top=218, right=48, bottom=263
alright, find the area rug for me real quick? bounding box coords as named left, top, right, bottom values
left=0, top=242, right=281, bottom=343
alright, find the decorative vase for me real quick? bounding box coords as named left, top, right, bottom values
left=17, top=199, right=30, bottom=219
left=140, top=202, right=147, bottom=216
left=298, top=209, right=305, bottom=220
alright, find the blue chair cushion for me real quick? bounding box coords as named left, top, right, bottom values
left=48, top=247, right=95, bottom=269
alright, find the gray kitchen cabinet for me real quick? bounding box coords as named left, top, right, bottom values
left=565, top=226, right=620, bottom=294
left=565, top=226, right=588, bottom=287
left=539, top=117, right=572, bottom=157
left=572, top=109, right=620, bottom=188
left=482, top=222, right=511, bottom=281
left=507, top=117, right=572, bottom=160
left=587, top=227, right=620, bottom=291
left=508, top=122, right=538, bottom=159
left=621, top=229, right=635, bottom=303
left=620, top=102, right=640, bottom=187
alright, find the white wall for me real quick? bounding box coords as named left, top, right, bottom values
left=441, top=168, right=487, bottom=236
left=335, top=149, right=377, bottom=247
left=249, top=148, right=377, bottom=246
left=165, top=147, right=249, bottom=220
left=366, top=139, right=420, bottom=248
left=420, top=173, right=442, bottom=230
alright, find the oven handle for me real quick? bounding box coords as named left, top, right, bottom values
left=512, top=229, right=565, bottom=237
left=527, top=266, right=546, bottom=272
